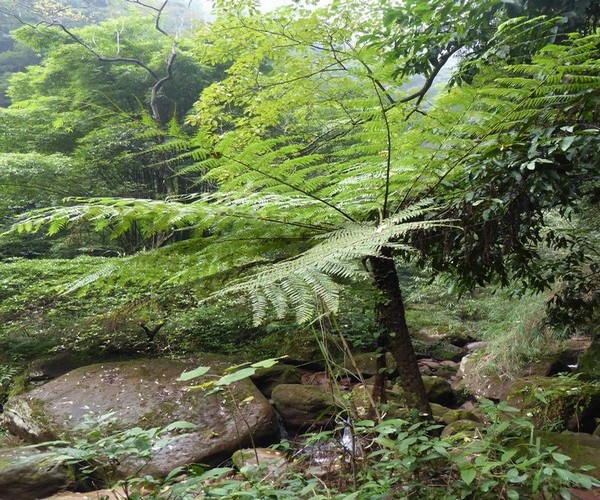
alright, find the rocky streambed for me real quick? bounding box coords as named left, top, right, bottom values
left=0, top=337, right=599, bottom=499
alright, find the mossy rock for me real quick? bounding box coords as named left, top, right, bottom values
left=537, top=431, right=600, bottom=480
left=429, top=343, right=466, bottom=362
left=0, top=447, right=73, bottom=499
left=505, top=376, right=600, bottom=433
left=345, top=352, right=396, bottom=378
left=441, top=409, right=482, bottom=425
left=429, top=403, right=451, bottom=421
left=27, top=352, right=77, bottom=382
left=271, top=384, right=340, bottom=429
left=3, top=357, right=279, bottom=478
left=250, top=364, right=302, bottom=398
left=440, top=419, right=485, bottom=440
left=578, top=338, right=600, bottom=380
left=349, top=384, right=407, bottom=419
left=422, top=376, right=456, bottom=407
left=231, top=448, right=288, bottom=479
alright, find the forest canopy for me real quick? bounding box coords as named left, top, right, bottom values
left=0, top=0, right=598, bottom=409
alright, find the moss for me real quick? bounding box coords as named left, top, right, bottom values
left=441, top=409, right=482, bottom=425
left=422, top=376, right=455, bottom=406
left=578, top=338, right=600, bottom=380
left=506, top=375, right=600, bottom=432
left=140, top=401, right=178, bottom=426
left=7, top=373, right=30, bottom=399
left=251, top=364, right=302, bottom=390
left=440, top=419, right=485, bottom=440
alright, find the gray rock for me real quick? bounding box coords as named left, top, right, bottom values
left=456, top=353, right=511, bottom=400
left=271, top=384, right=339, bottom=428
left=0, top=447, right=72, bottom=500
left=465, top=341, right=488, bottom=352
left=3, top=358, right=279, bottom=478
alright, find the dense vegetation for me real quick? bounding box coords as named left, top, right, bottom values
left=0, top=0, right=598, bottom=498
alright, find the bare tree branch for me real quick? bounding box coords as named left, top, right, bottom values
left=150, top=45, right=177, bottom=123
left=55, top=23, right=161, bottom=79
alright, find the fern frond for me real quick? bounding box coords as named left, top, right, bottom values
left=206, top=206, right=451, bottom=324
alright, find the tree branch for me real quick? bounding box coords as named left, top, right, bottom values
left=150, top=45, right=177, bottom=124
left=373, top=82, right=393, bottom=220
left=55, top=24, right=160, bottom=79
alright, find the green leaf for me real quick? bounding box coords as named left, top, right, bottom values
left=355, top=420, right=375, bottom=427
left=215, top=367, right=257, bottom=386
left=460, top=467, right=477, bottom=485
left=197, top=467, right=234, bottom=481
left=501, top=449, right=518, bottom=464
left=250, top=357, right=284, bottom=369
left=162, top=421, right=197, bottom=432
left=507, top=489, right=519, bottom=500
left=552, top=453, right=572, bottom=464
left=559, top=136, right=575, bottom=151
left=177, top=366, right=211, bottom=382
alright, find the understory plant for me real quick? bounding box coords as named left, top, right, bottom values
left=27, top=412, right=196, bottom=489
left=25, top=393, right=598, bottom=498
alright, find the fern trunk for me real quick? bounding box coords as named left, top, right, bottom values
left=370, top=248, right=431, bottom=415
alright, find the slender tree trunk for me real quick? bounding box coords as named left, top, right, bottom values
left=369, top=247, right=431, bottom=415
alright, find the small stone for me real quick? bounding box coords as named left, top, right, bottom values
left=231, top=448, right=288, bottom=480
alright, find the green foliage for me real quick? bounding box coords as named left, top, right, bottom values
left=28, top=411, right=196, bottom=486
left=415, top=30, right=600, bottom=295
left=32, top=400, right=599, bottom=499
left=0, top=256, right=190, bottom=361
left=1, top=0, right=599, bottom=421
left=6, top=3, right=598, bottom=336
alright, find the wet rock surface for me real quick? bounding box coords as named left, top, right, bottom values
left=3, top=358, right=279, bottom=478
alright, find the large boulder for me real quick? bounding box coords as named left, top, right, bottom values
left=458, top=351, right=576, bottom=401
left=0, top=447, right=73, bottom=500
left=456, top=353, right=511, bottom=400
left=2, top=358, right=279, bottom=478
left=271, top=384, right=339, bottom=429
